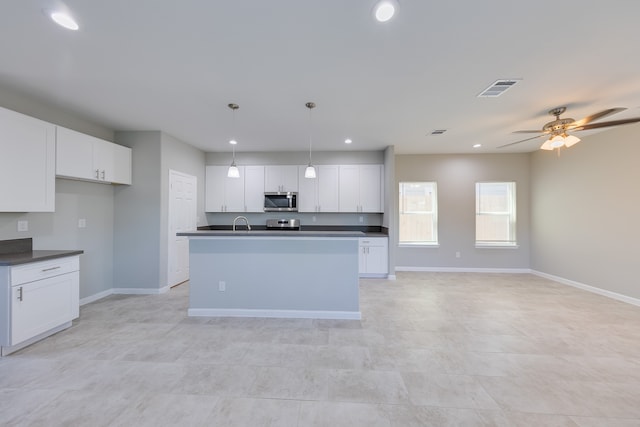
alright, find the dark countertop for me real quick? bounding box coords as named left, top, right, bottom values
left=178, top=230, right=365, bottom=238
left=196, top=225, right=388, bottom=238
left=0, top=250, right=85, bottom=266
left=0, top=238, right=83, bottom=266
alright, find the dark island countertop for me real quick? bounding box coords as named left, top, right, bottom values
left=0, top=238, right=83, bottom=266
left=178, top=230, right=365, bottom=238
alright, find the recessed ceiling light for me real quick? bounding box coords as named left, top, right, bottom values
left=344, top=138, right=352, bottom=144
left=473, top=143, right=482, bottom=148
left=373, top=0, right=398, bottom=22
left=50, top=11, right=79, bottom=31
left=229, top=139, right=237, bottom=145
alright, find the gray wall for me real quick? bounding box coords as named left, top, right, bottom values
left=530, top=124, right=640, bottom=299
left=204, top=150, right=386, bottom=227
left=395, top=153, right=531, bottom=269
left=0, top=87, right=118, bottom=300
left=0, top=180, right=115, bottom=299
left=114, top=131, right=205, bottom=291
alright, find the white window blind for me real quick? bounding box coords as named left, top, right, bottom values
left=399, top=182, right=438, bottom=245
left=475, top=182, right=516, bottom=246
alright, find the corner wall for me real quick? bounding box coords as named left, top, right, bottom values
left=530, top=124, right=640, bottom=299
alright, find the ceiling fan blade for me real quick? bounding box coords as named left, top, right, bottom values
left=570, top=108, right=626, bottom=128
left=497, top=134, right=546, bottom=149
left=512, top=130, right=545, bottom=134
left=572, top=117, right=640, bottom=131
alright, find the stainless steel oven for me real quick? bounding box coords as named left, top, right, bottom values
left=264, top=192, right=298, bottom=212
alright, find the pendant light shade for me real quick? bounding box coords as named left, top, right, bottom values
left=305, top=102, right=317, bottom=179
left=227, top=103, right=240, bottom=178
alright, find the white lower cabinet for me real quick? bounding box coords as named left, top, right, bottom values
left=359, top=237, right=388, bottom=278
left=1, top=256, right=80, bottom=356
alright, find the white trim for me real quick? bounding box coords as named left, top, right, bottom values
left=80, top=289, right=113, bottom=306
left=188, top=308, right=362, bottom=320
left=531, top=270, right=640, bottom=307
left=475, top=244, right=519, bottom=249
left=113, top=286, right=170, bottom=295
left=396, top=266, right=530, bottom=274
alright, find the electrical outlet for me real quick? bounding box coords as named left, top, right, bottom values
left=359, top=216, right=363, bottom=223
left=219, top=281, right=226, bottom=292
left=78, top=218, right=87, bottom=228
left=455, top=251, right=461, bottom=258
left=17, top=220, right=28, bottom=232
left=312, top=216, right=316, bottom=222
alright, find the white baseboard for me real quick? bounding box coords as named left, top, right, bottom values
left=188, top=308, right=362, bottom=320
left=112, top=286, right=170, bottom=295
left=80, top=289, right=114, bottom=306
left=531, top=270, right=640, bottom=307
left=396, top=266, right=531, bottom=274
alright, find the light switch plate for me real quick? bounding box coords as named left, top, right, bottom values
left=17, top=220, right=28, bottom=232
left=78, top=219, right=86, bottom=228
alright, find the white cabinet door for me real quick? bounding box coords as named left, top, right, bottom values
left=359, top=237, right=388, bottom=277
left=338, top=165, right=360, bottom=212
left=339, top=165, right=383, bottom=213
left=110, top=143, right=132, bottom=185
left=11, top=271, right=79, bottom=345
left=0, top=107, right=55, bottom=212
left=56, top=126, right=95, bottom=180
left=265, top=166, right=298, bottom=192
left=244, top=166, right=265, bottom=212
left=297, top=166, right=318, bottom=212
left=92, top=137, right=115, bottom=182
left=205, top=165, right=245, bottom=212
left=359, top=165, right=383, bottom=213
left=317, top=165, right=339, bottom=212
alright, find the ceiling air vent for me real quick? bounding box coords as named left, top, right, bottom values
left=430, top=129, right=447, bottom=135
left=477, top=79, right=521, bottom=98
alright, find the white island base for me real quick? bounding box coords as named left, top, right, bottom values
left=185, top=233, right=361, bottom=320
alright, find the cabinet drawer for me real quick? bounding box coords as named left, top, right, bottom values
left=10, top=256, right=79, bottom=286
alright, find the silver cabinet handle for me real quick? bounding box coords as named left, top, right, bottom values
left=95, top=169, right=100, bottom=179
left=41, top=266, right=61, bottom=272
left=101, top=170, right=106, bottom=180
left=18, top=286, right=23, bottom=302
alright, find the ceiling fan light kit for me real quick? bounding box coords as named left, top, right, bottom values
left=501, top=106, right=640, bottom=151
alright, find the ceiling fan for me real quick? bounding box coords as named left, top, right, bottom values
left=498, top=106, right=640, bottom=150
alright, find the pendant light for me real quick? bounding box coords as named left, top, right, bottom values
left=227, top=103, right=240, bottom=178
left=304, top=102, right=317, bottom=179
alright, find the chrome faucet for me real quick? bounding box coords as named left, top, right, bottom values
left=232, top=216, right=251, bottom=231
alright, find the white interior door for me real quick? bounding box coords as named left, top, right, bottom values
left=168, top=170, right=197, bottom=287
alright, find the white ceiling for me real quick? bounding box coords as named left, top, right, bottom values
left=2, top=1, right=640, bottom=154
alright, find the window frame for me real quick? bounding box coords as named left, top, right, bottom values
left=398, top=181, right=439, bottom=247
left=475, top=181, right=517, bottom=248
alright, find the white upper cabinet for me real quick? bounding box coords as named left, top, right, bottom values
left=56, top=126, right=132, bottom=185
left=339, top=164, right=383, bottom=213
left=205, top=165, right=246, bottom=212
left=244, top=165, right=265, bottom=212
left=264, top=165, right=298, bottom=192
left=298, top=165, right=339, bottom=212
left=0, top=106, right=55, bottom=212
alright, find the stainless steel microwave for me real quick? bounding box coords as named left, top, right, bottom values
left=264, top=192, right=298, bottom=212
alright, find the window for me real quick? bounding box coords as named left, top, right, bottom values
left=399, top=182, right=438, bottom=245
left=475, top=182, right=516, bottom=246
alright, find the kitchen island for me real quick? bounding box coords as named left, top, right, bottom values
left=177, top=230, right=363, bottom=320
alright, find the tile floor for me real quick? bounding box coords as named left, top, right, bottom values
left=2, top=272, right=640, bottom=426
